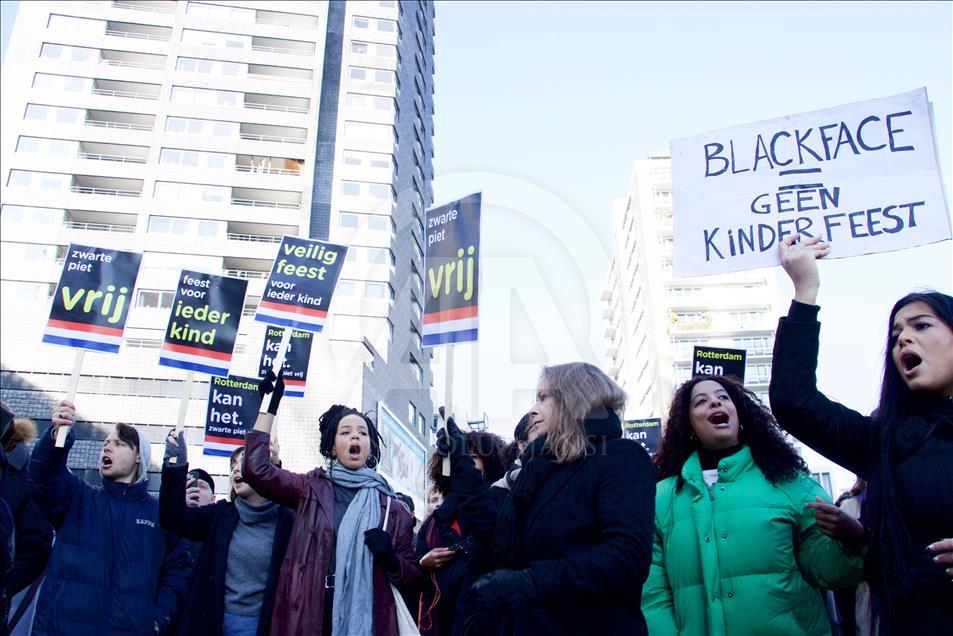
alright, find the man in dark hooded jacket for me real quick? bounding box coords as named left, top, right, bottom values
left=28, top=400, right=190, bottom=635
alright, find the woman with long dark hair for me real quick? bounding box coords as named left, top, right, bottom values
left=770, top=233, right=953, bottom=634
left=643, top=374, right=863, bottom=635
left=160, top=439, right=294, bottom=636
left=457, top=362, right=656, bottom=636
left=242, top=373, right=422, bottom=635
left=416, top=431, right=507, bottom=636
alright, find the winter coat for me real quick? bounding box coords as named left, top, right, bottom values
left=479, top=418, right=656, bottom=636
left=0, top=441, right=53, bottom=596
left=159, top=462, right=294, bottom=636
left=242, top=430, right=423, bottom=636
left=28, top=428, right=191, bottom=635
left=414, top=495, right=485, bottom=636
left=769, top=301, right=953, bottom=634
left=642, top=446, right=864, bottom=636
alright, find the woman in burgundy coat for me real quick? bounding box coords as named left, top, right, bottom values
left=244, top=373, right=422, bottom=636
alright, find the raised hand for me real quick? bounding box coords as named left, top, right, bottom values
left=257, top=370, right=285, bottom=415
left=779, top=233, right=830, bottom=305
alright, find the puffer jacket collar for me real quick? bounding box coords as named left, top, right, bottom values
left=101, top=474, right=149, bottom=501
left=680, top=445, right=754, bottom=494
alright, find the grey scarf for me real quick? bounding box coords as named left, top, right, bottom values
left=329, top=464, right=396, bottom=636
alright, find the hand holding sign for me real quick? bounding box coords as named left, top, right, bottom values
left=258, top=371, right=285, bottom=416
left=779, top=234, right=831, bottom=305
left=51, top=400, right=76, bottom=443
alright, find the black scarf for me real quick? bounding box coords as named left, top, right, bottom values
left=493, top=410, right=622, bottom=568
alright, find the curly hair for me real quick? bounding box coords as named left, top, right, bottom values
left=318, top=404, right=382, bottom=467
left=429, top=430, right=507, bottom=495
left=654, top=374, right=807, bottom=488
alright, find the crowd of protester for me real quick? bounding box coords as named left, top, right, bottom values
left=1, top=238, right=951, bottom=635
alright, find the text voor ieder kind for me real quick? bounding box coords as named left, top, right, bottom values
left=700, top=109, right=924, bottom=261
left=265, top=242, right=339, bottom=306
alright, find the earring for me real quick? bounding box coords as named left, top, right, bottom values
left=689, top=432, right=699, bottom=445
left=365, top=455, right=379, bottom=469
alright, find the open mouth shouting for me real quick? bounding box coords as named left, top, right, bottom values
left=707, top=411, right=731, bottom=428
left=347, top=442, right=363, bottom=461
left=898, top=350, right=923, bottom=376
left=101, top=455, right=113, bottom=470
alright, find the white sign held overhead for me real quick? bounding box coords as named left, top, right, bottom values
left=671, top=88, right=951, bottom=277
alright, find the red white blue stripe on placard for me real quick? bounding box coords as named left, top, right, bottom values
left=254, top=300, right=327, bottom=333
left=284, top=378, right=306, bottom=398
left=159, top=342, right=232, bottom=377
left=42, top=319, right=124, bottom=353
left=203, top=435, right=244, bottom=457
left=422, top=306, right=478, bottom=346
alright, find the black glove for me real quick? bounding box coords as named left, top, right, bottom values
left=364, top=528, right=399, bottom=572
left=435, top=415, right=466, bottom=460
left=163, top=429, right=187, bottom=467
left=472, top=569, right=537, bottom=612
left=258, top=370, right=285, bottom=415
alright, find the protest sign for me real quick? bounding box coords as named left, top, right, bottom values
left=159, top=271, right=247, bottom=377
left=43, top=244, right=142, bottom=353
left=258, top=327, right=313, bottom=397
left=423, top=192, right=481, bottom=346
left=671, top=88, right=951, bottom=276
left=254, top=236, right=348, bottom=333
left=623, top=418, right=662, bottom=456
left=378, top=402, right=427, bottom=502
left=203, top=375, right=260, bottom=456
left=692, top=345, right=746, bottom=382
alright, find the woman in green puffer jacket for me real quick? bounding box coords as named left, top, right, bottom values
left=642, top=375, right=864, bottom=636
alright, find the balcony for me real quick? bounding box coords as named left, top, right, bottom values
left=84, top=109, right=155, bottom=131
left=231, top=187, right=301, bottom=210
left=99, top=49, right=166, bottom=70
left=247, top=64, right=312, bottom=82
left=77, top=141, right=148, bottom=164
left=226, top=221, right=294, bottom=244
left=255, top=9, right=318, bottom=29
left=235, top=155, right=303, bottom=176
left=105, top=21, right=172, bottom=41
left=244, top=93, right=310, bottom=114
left=71, top=175, right=143, bottom=197
left=239, top=123, right=307, bottom=144
left=250, top=36, right=314, bottom=56
left=223, top=257, right=274, bottom=279
left=64, top=209, right=138, bottom=233
left=111, top=1, right=176, bottom=14
left=92, top=78, right=160, bottom=100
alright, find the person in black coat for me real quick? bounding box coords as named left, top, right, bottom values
left=0, top=410, right=53, bottom=633
left=770, top=233, right=953, bottom=635
left=415, top=430, right=507, bottom=636
left=441, top=362, right=656, bottom=636
left=159, top=434, right=293, bottom=636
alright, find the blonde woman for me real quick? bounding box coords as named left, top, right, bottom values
left=441, top=362, right=656, bottom=636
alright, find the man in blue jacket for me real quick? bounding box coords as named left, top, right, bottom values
left=28, top=399, right=191, bottom=635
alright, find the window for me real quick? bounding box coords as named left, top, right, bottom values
left=341, top=149, right=393, bottom=170
left=165, top=117, right=236, bottom=138
left=336, top=280, right=357, bottom=296
left=342, top=181, right=361, bottom=196
left=153, top=182, right=228, bottom=203
left=353, top=16, right=371, bottom=29
left=136, top=289, right=175, bottom=308
left=408, top=403, right=416, bottom=427
left=349, top=67, right=367, bottom=81
left=339, top=212, right=359, bottom=228
left=170, top=86, right=240, bottom=106
left=160, top=148, right=231, bottom=169
left=176, top=57, right=243, bottom=77
left=181, top=28, right=251, bottom=49
left=344, top=121, right=395, bottom=142
left=410, top=357, right=423, bottom=383
left=364, top=282, right=387, bottom=299
left=811, top=472, right=833, bottom=498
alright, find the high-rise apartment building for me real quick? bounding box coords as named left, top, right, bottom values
left=604, top=153, right=852, bottom=496
left=0, top=0, right=437, bottom=506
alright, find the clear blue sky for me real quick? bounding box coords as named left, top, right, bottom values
left=2, top=2, right=951, bottom=437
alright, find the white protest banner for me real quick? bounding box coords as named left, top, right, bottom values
left=671, top=88, right=951, bottom=277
